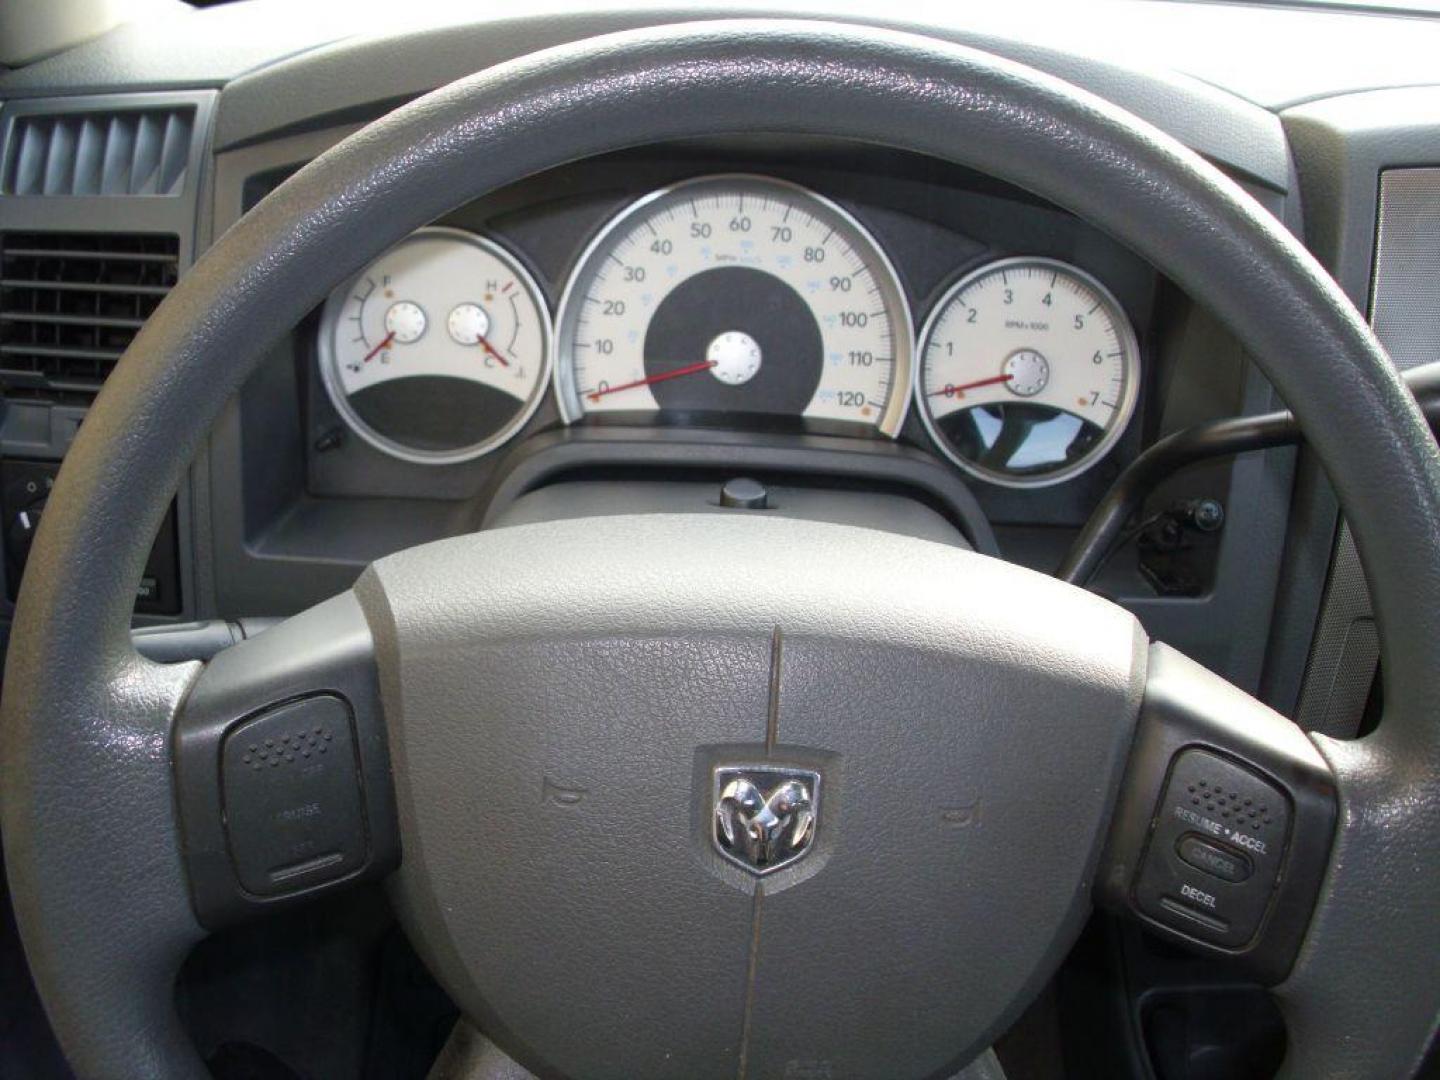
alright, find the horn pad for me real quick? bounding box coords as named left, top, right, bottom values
left=358, top=515, right=1143, bottom=1080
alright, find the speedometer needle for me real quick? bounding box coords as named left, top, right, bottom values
left=586, top=359, right=717, bottom=402
left=929, top=373, right=1013, bottom=398
left=361, top=331, right=397, bottom=364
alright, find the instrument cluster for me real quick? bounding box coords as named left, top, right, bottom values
left=316, top=172, right=1143, bottom=489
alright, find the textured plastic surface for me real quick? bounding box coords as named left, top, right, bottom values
left=489, top=478, right=970, bottom=549
left=144, top=3, right=1292, bottom=184
left=364, top=514, right=1143, bottom=1079
left=429, top=1018, right=1014, bottom=1080
left=478, top=426, right=999, bottom=554
left=5, top=0, right=1434, bottom=146
left=1372, top=168, right=1440, bottom=367
left=1291, top=167, right=1440, bottom=738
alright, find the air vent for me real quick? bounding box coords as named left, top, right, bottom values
left=3, top=106, right=195, bottom=197
left=0, top=232, right=178, bottom=405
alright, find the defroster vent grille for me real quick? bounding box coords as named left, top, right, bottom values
left=0, top=232, right=178, bottom=405
left=3, top=106, right=195, bottom=197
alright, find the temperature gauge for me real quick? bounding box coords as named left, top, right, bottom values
left=318, top=227, right=551, bottom=465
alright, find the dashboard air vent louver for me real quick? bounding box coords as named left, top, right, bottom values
left=3, top=106, right=195, bottom=197
left=0, top=232, right=179, bottom=405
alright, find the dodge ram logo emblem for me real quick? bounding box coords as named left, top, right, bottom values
left=713, top=766, right=820, bottom=875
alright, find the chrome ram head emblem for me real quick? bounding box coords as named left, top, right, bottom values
left=713, top=766, right=820, bottom=875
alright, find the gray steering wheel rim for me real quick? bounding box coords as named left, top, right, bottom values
left=3, top=19, right=1438, bottom=1079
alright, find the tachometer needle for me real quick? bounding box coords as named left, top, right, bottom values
left=474, top=334, right=511, bottom=368
left=929, top=373, right=1013, bottom=398
left=361, top=331, right=397, bottom=364
left=586, top=359, right=717, bottom=402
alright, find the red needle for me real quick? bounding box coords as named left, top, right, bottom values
left=474, top=334, right=510, bottom=368
left=929, top=373, right=1013, bottom=399
left=361, top=331, right=396, bottom=364
left=586, top=359, right=717, bottom=402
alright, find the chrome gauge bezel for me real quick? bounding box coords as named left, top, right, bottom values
left=551, top=173, right=915, bottom=437
left=914, top=255, right=1142, bottom=489
left=317, top=226, right=553, bottom=466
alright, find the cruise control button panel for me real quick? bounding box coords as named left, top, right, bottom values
left=174, top=592, right=399, bottom=927
left=1133, top=748, right=1290, bottom=949
left=221, top=695, right=368, bottom=896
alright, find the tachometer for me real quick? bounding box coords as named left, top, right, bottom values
left=915, top=257, right=1140, bottom=487
left=553, top=175, right=913, bottom=435
left=318, top=227, right=551, bottom=465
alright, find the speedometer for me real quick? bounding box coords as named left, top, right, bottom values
left=915, top=257, right=1140, bottom=487
left=553, top=175, right=913, bottom=435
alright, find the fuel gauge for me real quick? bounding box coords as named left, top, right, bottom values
left=318, top=227, right=551, bottom=465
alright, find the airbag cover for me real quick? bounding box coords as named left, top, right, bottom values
left=358, top=515, right=1143, bottom=1079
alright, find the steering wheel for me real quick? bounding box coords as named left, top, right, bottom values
left=4, top=20, right=1438, bottom=1080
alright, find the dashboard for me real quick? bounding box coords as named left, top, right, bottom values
left=7, top=4, right=1440, bottom=1076
left=1, top=0, right=1435, bottom=721
left=233, top=143, right=1165, bottom=576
